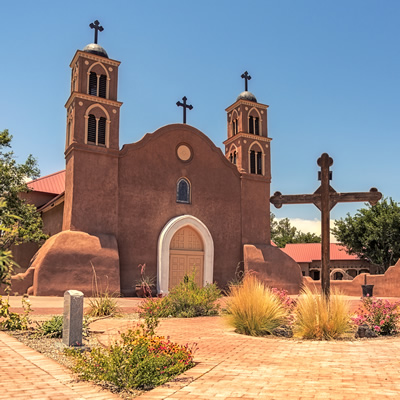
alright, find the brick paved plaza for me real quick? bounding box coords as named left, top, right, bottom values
left=1, top=298, right=400, bottom=399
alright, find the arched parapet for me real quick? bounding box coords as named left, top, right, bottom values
left=157, top=215, right=214, bottom=294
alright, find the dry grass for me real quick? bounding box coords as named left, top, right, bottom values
left=293, top=286, right=352, bottom=340
left=225, top=275, right=288, bottom=336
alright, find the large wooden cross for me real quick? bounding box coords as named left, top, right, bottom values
left=270, top=153, right=382, bottom=297
left=241, top=71, right=252, bottom=91
left=176, top=96, right=193, bottom=124
left=89, top=20, right=104, bottom=44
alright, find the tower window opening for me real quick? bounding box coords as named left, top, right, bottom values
left=87, top=114, right=97, bottom=143
left=256, top=151, right=262, bottom=174
left=87, top=114, right=107, bottom=146
left=99, top=75, right=107, bottom=98
left=250, top=149, right=263, bottom=175
left=176, top=178, right=191, bottom=204
left=250, top=150, right=255, bottom=173
left=88, top=72, right=107, bottom=98
left=249, top=116, right=254, bottom=134
left=249, top=115, right=260, bottom=135
left=254, top=117, right=259, bottom=135
left=232, top=119, right=238, bottom=135
left=98, top=117, right=106, bottom=145
left=89, top=72, right=97, bottom=96
left=229, top=151, right=237, bottom=165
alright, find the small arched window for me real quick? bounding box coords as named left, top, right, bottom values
left=176, top=178, right=191, bottom=204
left=88, top=72, right=107, bottom=98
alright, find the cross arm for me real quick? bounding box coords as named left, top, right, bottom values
left=330, top=188, right=382, bottom=206
left=270, top=191, right=317, bottom=209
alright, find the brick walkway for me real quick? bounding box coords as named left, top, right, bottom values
left=0, top=332, right=120, bottom=399
left=134, top=317, right=400, bottom=400
left=3, top=297, right=400, bottom=399
left=91, top=316, right=400, bottom=399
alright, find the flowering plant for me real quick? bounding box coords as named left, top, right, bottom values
left=66, top=327, right=196, bottom=390
left=271, top=288, right=296, bottom=312
left=352, top=296, right=400, bottom=335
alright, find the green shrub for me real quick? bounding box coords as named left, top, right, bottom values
left=66, top=328, right=195, bottom=391
left=0, top=295, right=32, bottom=331
left=225, top=274, right=288, bottom=336
left=35, top=315, right=63, bottom=338
left=293, top=287, right=352, bottom=340
left=139, top=272, right=221, bottom=319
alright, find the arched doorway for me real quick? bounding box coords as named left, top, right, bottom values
left=169, top=226, right=204, bottom=288
left=157, top=215, right=214, bottom=294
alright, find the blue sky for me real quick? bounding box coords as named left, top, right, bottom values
left=1, top=0, right=399, bottom=228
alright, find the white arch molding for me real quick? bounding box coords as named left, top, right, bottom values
left=157, top=215, right=214, bottom=294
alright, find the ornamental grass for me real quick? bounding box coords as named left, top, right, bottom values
left=293, top=286, right=352, bottom=340
left=225, top=274, right=288, bottom=336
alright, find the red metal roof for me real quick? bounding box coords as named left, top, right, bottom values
left=281, top=243, right=359, bottom=263
left=27, top=170, right=65, bottom=195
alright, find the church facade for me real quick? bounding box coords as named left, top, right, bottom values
left=8, top=35, right=304, bottom=297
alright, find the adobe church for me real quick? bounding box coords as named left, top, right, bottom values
left=9, top=24, right=303, bottom=297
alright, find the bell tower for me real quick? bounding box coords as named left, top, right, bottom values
left=63, top=21, right=122, bottom=235
left=223, top=71, right=271, bottom=181
left=224, top=72, right=272, bottom=244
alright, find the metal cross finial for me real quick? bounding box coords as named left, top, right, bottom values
left=241, top=71, right=252, bottom=91
left=89, top=20, right=104, bottom=44
left=176, top=96, right=193, bottom=124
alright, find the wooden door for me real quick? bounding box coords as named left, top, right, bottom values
left=169, top=226, right=204, bottom=289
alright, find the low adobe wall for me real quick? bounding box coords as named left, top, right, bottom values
left=2, top=230, right=120, bottom=296
left=303, top=259, right=400, bottom=297
left=244, top=244, right=303, bottom=294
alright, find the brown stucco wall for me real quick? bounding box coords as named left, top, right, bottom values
left=303, top=259, right=400, bottom=296
left=29, top=230, right=120, bottom=296
left=117, top=124, right=247, bottom=296
left=244, top=244, right=303, bottom=294
left=42, top=202, right=64, bottom=236
left=63, top=146, right=119, bottom=235
left=20, top=191, right=56, bottom=208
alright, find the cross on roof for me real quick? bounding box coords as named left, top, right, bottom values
left=270, top=152, right=382, bottom=298
left=176, top=96, right=193, bottom=124
left=89, top=20, right=104, bottom=44
left=241, top=71, right=252, bottom=91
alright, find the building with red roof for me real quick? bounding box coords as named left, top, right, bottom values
left=280, top=242, right=378, bottom=280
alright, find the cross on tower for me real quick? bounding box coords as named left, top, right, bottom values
left=270, top=153, right=382, bottom=298
left=241, top=71, right=252, bottom=91
left=176, top=96, right=193, bottom=124
left=89, top=20, right=104, bottom=44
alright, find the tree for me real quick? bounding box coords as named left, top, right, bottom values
left=332, top=198, right=400, bottom=273
left=270, top=213, right=321, bottom=248
left=0, top=129, right=47, bottom=282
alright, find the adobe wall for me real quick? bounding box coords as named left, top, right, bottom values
left=303, top=259, right=400, bottom=297
left=117, top=124, right=246, bottom=296
left=42, top=202, right=64, bottom=236
left=244, top=244, right=303, bottom=294
left=20, top=191, right=55, bottom=208
left=5, top=230, right=120, bottom=296
left=63, top=146, right=119, bottom=236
